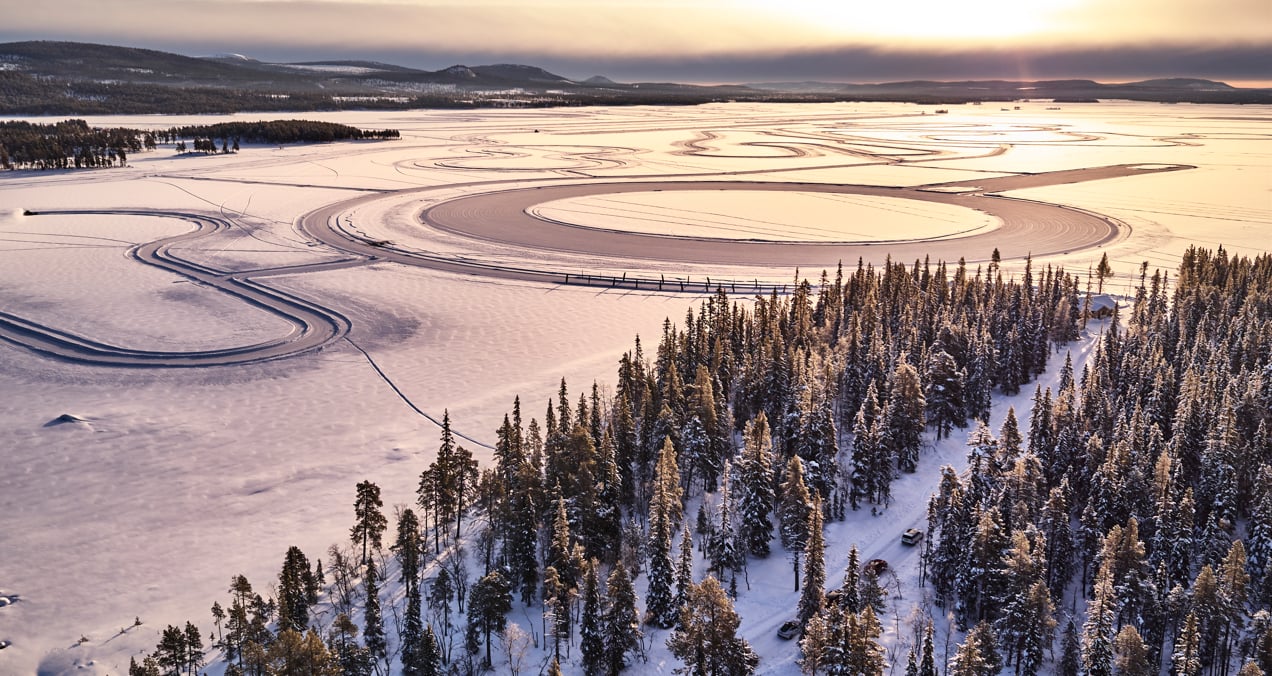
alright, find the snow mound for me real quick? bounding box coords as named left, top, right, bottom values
left=44, top=413, right=90, bottom=427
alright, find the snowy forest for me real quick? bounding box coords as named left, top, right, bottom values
left=0, top=119, right=399, bottom=170
left=126, top=248, right=1272, bottom=676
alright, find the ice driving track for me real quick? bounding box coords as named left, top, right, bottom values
left=3, top=164, right=1190, bottom=368
left=302, top=164, right=1192, bottom=277
left=0, top=210, right=355, bottom=367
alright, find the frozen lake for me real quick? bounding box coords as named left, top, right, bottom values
left=0, top=100, right=1268, bottom=674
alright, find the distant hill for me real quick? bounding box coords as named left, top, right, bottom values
left=0, top=40, right=1266, bottom=115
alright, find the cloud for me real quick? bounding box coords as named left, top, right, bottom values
left=0, top=0, right=1267, bottom=82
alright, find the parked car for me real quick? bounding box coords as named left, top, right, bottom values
left=778, top=619, right=801, bottom=640
left=902, top=528, right=924, bottom=545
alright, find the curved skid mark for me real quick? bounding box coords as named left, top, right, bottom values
left=297, top=162, right=1181, bottom=293
left=0, top=210, right=360, bottom=368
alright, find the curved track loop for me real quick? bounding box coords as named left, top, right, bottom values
left=422, top=181, right=1117, bottom=266
left=298, top=163, right=1191, bottom=293
left=0, top=210, right=357, bottom=367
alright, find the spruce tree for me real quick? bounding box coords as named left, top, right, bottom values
left=363, top=562, right=386, bottom=675
left=1173, top=612, right=1202, bottom=676
left=737, top=413, right=777, bottom=558
left=780, top=455, right=813, bottom=551
left=676, top=522, right=694, bottom=613
left=1060, top=620, right=1081, bottom=676
left=887, top=358, right=926, bottom=473
left=468, top=571, right=511, bottom=668
left=603, top=559, right=643, bottom=676
left=842, top=545, right=861, bottom=614
left=395, top=510, right=426, bottom=676
left=708, top=460, right=743, bottom=579
left=1082, top=568, right=1117, bottom=676
left=800, top=610, right=833, bottom=676
left=418, top=625, right=442, bottom=676
left=919, top=623, right=937, bottom=676
left=278, top=546, right=314, bottom=633
left=580, top=560, right=605, bottom=676
left=798, top=497, right=826, bottom=626
left=646, top=437, right=681, bottom=627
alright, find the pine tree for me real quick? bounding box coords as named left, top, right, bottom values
left=266, top=629, right=338, bottom=675
left=395, top=510, right=427, bottom=676
left=949, top=630, right=991, bottom=676
left=920, top=622, right=937, bottom=676
left=156, top=624, right=188, bottom=676
left=737, top=413, right=777, bottom=558
left=708, top=461, right=743, bottom=579
left=799, top=497, right=827, bottom=625
left=959, top=506, right=1008, bottom=624
left=1059, top=620, right=1081, bottom=676
left=1173, top=612, right=1202, bottom=676
left=1083, top=568, right=1118, bottom=676
left=351, top=480, right=387, bottom=567
left=327, top=613, right=372, bottom=676
left=646, top=437, right=682, bottom=627
left=850, top=607, right=887, bottom=676
left=676, top=522, right=694, bottom=613
left=780, top=455, right=813, bottom=552
left=667, top=576, right=759, bottom=676
left=800, top=610, right=833, bottom=676
left=363, top=562, right=386, bottom=675
left=542, top=565, right=569, bottom=663
left=580, top=560, right=605, bottom=676
left=924, top=342, right=966, bottom=440
left=886, top=358, right=926, bottom=473
left=418, top=625, right=442, bottom=676
left=603, top=559, right=643, bottom=675
left=468, top=571, right=511, bottom=668
left=1113, top=626, right=1154, bottom=676
left=278, top=546, right=314, bottom=633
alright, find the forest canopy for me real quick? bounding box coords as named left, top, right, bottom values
left=0, top=118, right=398, bottom=170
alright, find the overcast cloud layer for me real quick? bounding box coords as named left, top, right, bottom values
left=1, top=0, right=1268, bottom=83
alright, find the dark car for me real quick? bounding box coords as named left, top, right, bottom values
left=777, top=619, right=801, bottom=640
left=864, top=558, right=889, bottom=575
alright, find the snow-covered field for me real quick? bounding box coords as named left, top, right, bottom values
left=0, top=101, right=1268, bottom=674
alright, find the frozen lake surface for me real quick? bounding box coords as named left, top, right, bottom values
left=0, top=100, right=1268, bottom=674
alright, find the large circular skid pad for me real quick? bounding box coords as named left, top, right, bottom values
left=420, top=181, right=1122, bottom=267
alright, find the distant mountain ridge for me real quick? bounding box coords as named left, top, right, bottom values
left=0, top=40, right=1266, bottom=115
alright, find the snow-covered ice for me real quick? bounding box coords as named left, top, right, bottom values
left=0, top=101, right=1267, bottom=674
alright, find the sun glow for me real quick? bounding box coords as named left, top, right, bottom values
left=743, top=0, right=1087, bottom=44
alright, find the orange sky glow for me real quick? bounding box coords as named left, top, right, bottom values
left=0, top=0, right=1268, bottom=82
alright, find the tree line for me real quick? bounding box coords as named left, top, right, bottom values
left=0, top=118, right=399, bottom=170
left=129, top=249, right=1271, bottom=676
left=0, top=119, right=152, bottom=170
left=162, top=120, right=399, bottom=145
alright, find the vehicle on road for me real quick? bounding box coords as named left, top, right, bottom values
left=778, top=620, right=801, bottom=640
left=902, top=528, right=924, bottom=545
left=864, top=558, right=889, bottom=575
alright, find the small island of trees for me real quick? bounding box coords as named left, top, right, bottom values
left=0, top=118, right=399, bottom=170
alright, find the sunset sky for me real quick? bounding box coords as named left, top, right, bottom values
left=1, top=0, right=1268, bottom=84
